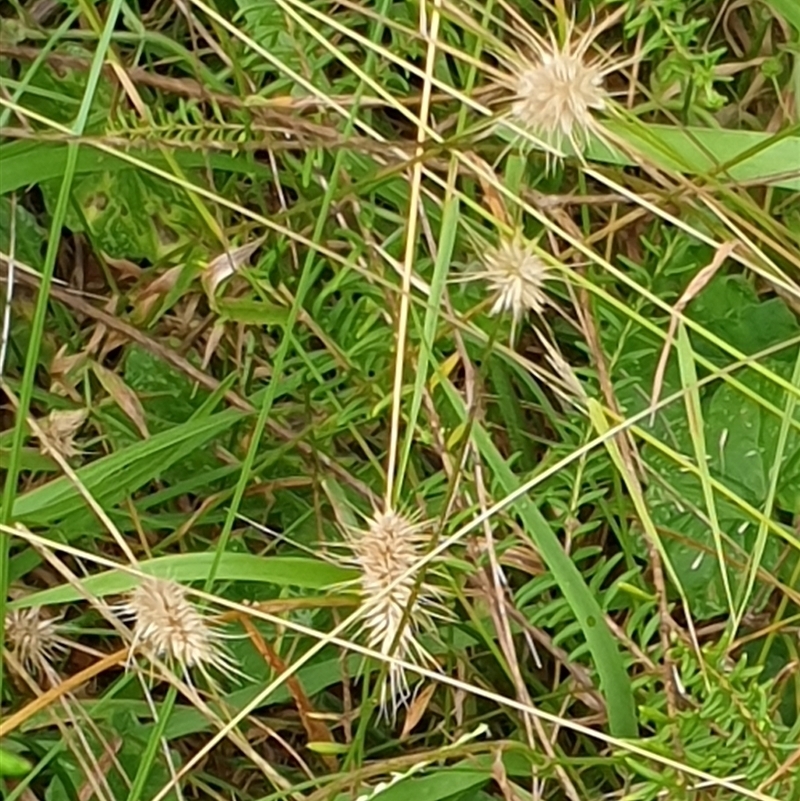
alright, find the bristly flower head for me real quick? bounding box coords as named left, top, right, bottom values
left=478, top=236, right=553, bottom=324
left=118, top=578, right=232, bottom=680
left=4, top=607, right=65, bottom=678
left=498, top=11, right=625, bottom=163
left=349, top=509, right=436, bottom=718
left=38, top=408, right=88, bottom=459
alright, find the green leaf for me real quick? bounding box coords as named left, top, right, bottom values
left=8, top=408, right=244, bottom=526
left=0, top=196, right=46, bottom=270
left=332, top=769, right=489, bottom=801
left=0, top=746, right=32, bottom=777
left=590, top=123, right=800, bottom=192
left=442, top=383, right=637, bottom=737
left=0, top=141, right=270, bottom=196
left=688, top=275, right=799, bottom=363
left=41, top=168, right=207, bottom=262
left=7, top=552, right=355, bottom=609
left=123, top=345, right=206, bottom=426
left=764, top=0, right=800, bottom=33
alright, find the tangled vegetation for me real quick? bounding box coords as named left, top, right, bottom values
left=1, top=0, right=800, bottom=799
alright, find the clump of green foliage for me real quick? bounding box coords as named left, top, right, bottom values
left=1, top=0, right=800, bottom=800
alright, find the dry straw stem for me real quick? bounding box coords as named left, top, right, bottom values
left=383, top=0, right=440, bottom=507
left=0, top=649, right=126, bottom=738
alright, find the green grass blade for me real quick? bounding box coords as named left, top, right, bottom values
left=8, top=409, right=243, bottom=525
left=675, top=323, right=735, bottom=621
left=735, top=347, right=800, bottom=634
left=441, top=382, right=637, bottom=737
left=7, top=553, right=354, bottom=609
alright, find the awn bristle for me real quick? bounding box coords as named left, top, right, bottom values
left=351, top=510, right=434, bottom=717
left=119, top=578, right=231, bottom=678
left=4, top=607, right=65, bottom=678
left=478, top=236, right=553, bottom=324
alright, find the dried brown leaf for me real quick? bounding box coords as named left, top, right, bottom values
left=400, top=682, right=436, bottom=740
left=92, top=362, right=150, bottom=439
left=201, top=321, right=227, bottom=370
left=49, top=345, right=87, bottom=401
left=134, top=265, right=184, bottom=321
left=650, top=242, right=736, bottom=419
left=37, top=408, right=88, bottom=458
left=202, top=237, right=266, bottom=298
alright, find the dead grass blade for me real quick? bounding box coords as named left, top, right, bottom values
left=650, top=242, right=737, bottom=420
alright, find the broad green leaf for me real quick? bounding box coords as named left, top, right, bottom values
left=124, top=345, right=207, bottom=426
left=591, top=123, right=800, bottom=191
left=0, top=195, right=46, bottom=269
left=0, top=746, right=32, bottom=777
left=42, top=168, right=206, bottom=262
left=7, top=552, right=355, bottom=609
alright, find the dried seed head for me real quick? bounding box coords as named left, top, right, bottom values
left=478, top=237, right=553, bottom=323
left=350, top=510, right=435, bottom=717
left=498, top=15, right=623, bottom=162
left=38, top=408, right=88, bottom=459
left=118, top=578, right=231, bottom=678
left=4, top=607, right=65, bottom=677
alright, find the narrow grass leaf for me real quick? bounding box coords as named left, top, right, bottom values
left=675, top=323, right=735, bottom=621
left=8, top=408, right=243, bottom=524
left=7, top=553, right=354, bottom=609
left=445, top=382, right=637, bottom=737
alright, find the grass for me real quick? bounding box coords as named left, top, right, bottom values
left=1, top=0, right=800, bottom=799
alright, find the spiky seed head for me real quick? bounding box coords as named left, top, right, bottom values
left=350, top=510, right=434, bottom=717
left=500, top=17, right=622, bottom=162
left=511, top=49, right=605, bottom=152
left=478, top=237, right=553, bottom=323
left=119, top=578, right=231, bottom=678
left=4, top=607, right=65, bottom=677
left=38, top=408, right=88, bottom=459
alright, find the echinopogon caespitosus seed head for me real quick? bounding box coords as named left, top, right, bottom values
left=119, top=578, right=232, bottom=679
left=4, top=607, right=65, bottom=678
left=478, top=237, right=553, bottom=323
left=350, top=509, right=435, bottom=717
left=499, top=12, right=625, bottom=162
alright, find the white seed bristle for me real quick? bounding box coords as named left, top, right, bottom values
left=119, top=578, right=231, bottom=678
left=479, top=237, right=552, bottom=323
left=38, top=408, right=88, bottom=459
left=4, top=607, right=65, bottom=677
left=351, top=510, right=434, bottom=717
left=501, top=20, right=619, bottom=161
